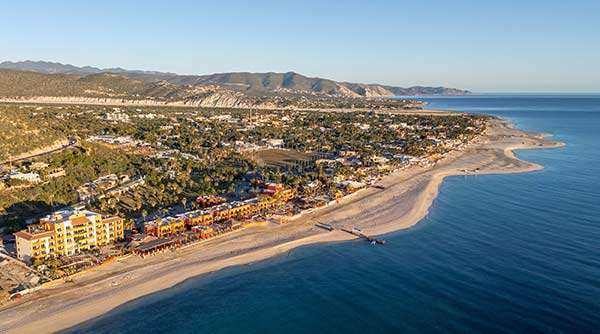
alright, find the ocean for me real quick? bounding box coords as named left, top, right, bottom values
left=66, top=95, right=600, bottom=333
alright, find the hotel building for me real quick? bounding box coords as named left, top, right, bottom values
left=144, top=184, right=296, bottom=237
left=14, top=208, right=124, bottom=263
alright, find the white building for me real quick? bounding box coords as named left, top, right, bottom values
left=5, top=171, right=41, bottom=183
left=266, top=139, right=284, bottom=148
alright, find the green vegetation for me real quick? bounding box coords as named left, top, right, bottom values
left=0, top=69, right=428, bottom=110
left=0, top=70, right=188, bottom=100
left=0, top=61, right=471, bottom=97
left=0, top=103, right=486, bottom=233
left=0, top=105, right=64, bottom=161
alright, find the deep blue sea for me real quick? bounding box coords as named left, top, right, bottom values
left=67, top=95, right=600, bottom=333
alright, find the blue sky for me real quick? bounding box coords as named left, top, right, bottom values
left=1, top=0, right=598, bottom=92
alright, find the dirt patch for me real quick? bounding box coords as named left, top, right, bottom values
left=246, top=149, right=313, bottom=168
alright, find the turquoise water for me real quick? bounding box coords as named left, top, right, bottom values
left=67, top=96, right=600, bottom=333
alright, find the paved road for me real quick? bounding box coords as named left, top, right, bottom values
left=0, top=139, right=77, bottom=166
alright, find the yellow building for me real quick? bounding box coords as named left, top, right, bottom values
left=14, top=227, right=54, bottom=263
left=216, top=201, right=258, bottom=220
left=14, top=208, right=124, bottom=263
left=144, top=217, right=185, bottom=238
left=95, top=216, right=126, bottom=246
left=185, top=212, right=214, bottom=226
left=191, top=225, right=214, bottom=239
left=143, top=186, right=296, bottom=240
left=276, top=188, right=296, bottom=201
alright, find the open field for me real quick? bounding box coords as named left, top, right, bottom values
left=249, top=149, right=313, bottom=168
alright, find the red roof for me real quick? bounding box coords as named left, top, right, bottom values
left=14, top=230, right=53, bottom=240
left=102, top=216, right=122, bottom=224
left=70, top=216, right=89, bottom=226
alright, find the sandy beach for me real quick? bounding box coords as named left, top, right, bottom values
left=0, top=115, right=563, bottom=333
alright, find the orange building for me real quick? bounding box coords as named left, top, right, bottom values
left=144, top=217, right=185, bottom=238
left=191, top=225, right=214, bottom=239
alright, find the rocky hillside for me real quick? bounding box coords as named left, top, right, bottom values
left=0, top=70, right=269, bottom=108
left=0, top=70, right=424, bottom=110
left=0, top=60, right=470, bottom=97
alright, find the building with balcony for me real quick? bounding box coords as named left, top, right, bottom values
left=14, top=208, right=124, bottom=263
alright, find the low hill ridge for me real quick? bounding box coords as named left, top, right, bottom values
left=0, top=60, right=470, bottom=97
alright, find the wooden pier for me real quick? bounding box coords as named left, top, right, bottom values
left=340, top=227, right=386, bottom=245
left=314, top=223, right=385, bottom=245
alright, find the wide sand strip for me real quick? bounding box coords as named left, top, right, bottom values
left=0, top=117, right=563, bottom=333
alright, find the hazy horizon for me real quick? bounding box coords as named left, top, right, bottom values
left=2, top=0, right=599, bottom=92
left=4, top=59, right=600, bottom=94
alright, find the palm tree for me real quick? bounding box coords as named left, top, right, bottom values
left=181, top=197, right=187, bottom=210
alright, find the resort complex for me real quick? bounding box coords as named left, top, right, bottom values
left=0, top=101, right=485, bottom=304
left=11, top=183, right=295, bottom=267
left=14, top=208, right=124, bottom=263
left=147, top=185, right=294, bottom=235
left=0, top=1, right=593, bottom=331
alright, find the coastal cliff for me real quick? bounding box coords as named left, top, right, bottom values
left=0, top=95, right=277, bottom=109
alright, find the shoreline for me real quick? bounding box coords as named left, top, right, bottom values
left=0, top=115, right=564, bottom=333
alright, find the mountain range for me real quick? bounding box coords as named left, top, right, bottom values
left=0, top=60, right=470, bottom=98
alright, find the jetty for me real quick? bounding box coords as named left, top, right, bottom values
left=340, top=227, right=386, bottom=245
left=315, top=222, right=334, bottom=231
left=314, top=223, right=385, bottom=245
